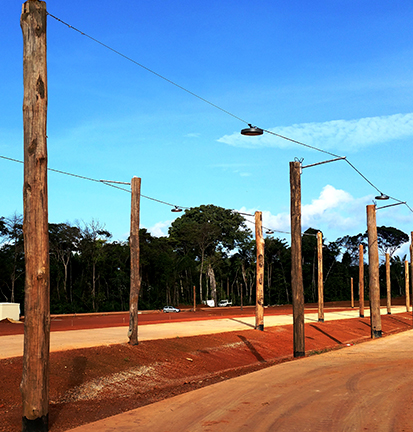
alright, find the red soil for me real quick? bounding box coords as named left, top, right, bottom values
left=0, top=302, right=354, bottom=336
left=1, top=308, right=412, bottom=432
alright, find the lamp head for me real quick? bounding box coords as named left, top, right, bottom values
left=241, top=124, right=264, bottom=136
left=375, top=193, right=389, bottom=200
left=171, top=206, right=183, bottom=213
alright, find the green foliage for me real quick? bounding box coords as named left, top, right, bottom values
left=377, top=226, right=409, bottom=257
left=0, top=212, right=409, bottom=313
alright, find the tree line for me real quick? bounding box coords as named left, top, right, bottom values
left=0, top=205, right=409, bottom=315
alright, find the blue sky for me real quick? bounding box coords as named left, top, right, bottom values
left=2, top=0, right=413, bottom=257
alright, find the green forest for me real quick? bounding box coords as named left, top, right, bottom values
left=0, top=205, right=410, bottom=315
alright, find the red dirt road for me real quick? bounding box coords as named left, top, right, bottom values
left=1, top=310, right=412, bottom=432
left=75, top=328, right=413, bottom=432
left=0, top=302, right=365, bottom=336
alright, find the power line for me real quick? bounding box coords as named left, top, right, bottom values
left=46, top=10, right=412, bottom=209
left=0, top=155, right=316, bottom=235
left=0, top=154, right=187, bottom=210
left=241, top=213, right=317, bottom=237
left=46, top=11, right=248, bottom=125
left=3, top=152, right=412, bottom=225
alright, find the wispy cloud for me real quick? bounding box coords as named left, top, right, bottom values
left=185, top=132, right=201, bottom=138
left=218, top=113, right=413, bottom=151
left=211, top=162, right=253, bottom=177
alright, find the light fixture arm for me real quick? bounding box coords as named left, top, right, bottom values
left=376, top=201, right=406, bottom=210
left=301, top=157, right=346, bottom=169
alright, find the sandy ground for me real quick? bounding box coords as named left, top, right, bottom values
left=1, top=305, right=406, bottom=359
left=1, top=304, right=412, bottom=432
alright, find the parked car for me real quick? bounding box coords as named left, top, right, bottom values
left=163, top=305, right=180, bottom=313
left=218, top=299, right=232, bottom=307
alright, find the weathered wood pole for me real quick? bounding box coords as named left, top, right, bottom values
left=350, top=277, right=354, bottom=308
left=21, top=1, right=50, bottom=430
left=410, top=232, right=413, bottom=319
left=386, top=253, right=391, bottom=314
left=359, top=244, right=364, bottom=318
left=366, top=205, right=382, bottom=338
left=255, top=211, right=264, bottom=331
left=317, top=231, right=324, bottom=322
left=129, top=176, right=141, bottom=345
left=193, top=285, right=196, bottom=312
left=240, top=282, right=243, bottom=311
left=405, top=260, right=410, bottom=313
left=290, top=161, right=305, bottom=357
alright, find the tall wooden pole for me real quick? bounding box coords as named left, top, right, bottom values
left=359, top=244, right=364, bottom=318
left=405, top=260, right=410, bottom=313
left=290, top=161, right=305, bottom=357
left=350, top=277, right=354, bottom=308
left=255, top=211, right=264, bottom=331
left=386, top=253, right=391, bottom=314
left=193, top=285, right=196, bottom=312
left=129, top=176, right=141, bottom=345
left=410, top=232, right=413, bottom=319
left=366, top=205, right=382, bottom=338
left=21, top=2, right=50, bottom=430
left=317, top=231, right=324, bottom=322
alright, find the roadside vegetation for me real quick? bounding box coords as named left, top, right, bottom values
left=0, top=205, right=409, bottom=314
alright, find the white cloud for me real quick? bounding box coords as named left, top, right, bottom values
left=218, top=113, right=413, bottom=151
left=238, top=186, right=375, bottom=241
left=147, top=220, right=171, bottom=237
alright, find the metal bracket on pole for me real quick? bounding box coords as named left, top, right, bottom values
left=376, top=201, right=406, bottom=210
left=302, top=156, right=346, bottom=169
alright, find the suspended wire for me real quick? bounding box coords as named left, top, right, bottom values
left=0, top=155, right=187, bottom=210
left=0, top=155, right=314, bottom=234
left=343, top=159, right=382, bottom=194
left=45, top=12, right=248, bottom=125
left=45, top=11, right=413, bottom=211
left=241, top=213, right=317, bottom=237
left=263, top=129, right=393, bottom=197
left=262, top=129, right=343, bottom=159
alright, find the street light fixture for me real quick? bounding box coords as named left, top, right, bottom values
left=240, top=124, right=264, bottom=136
left=171, top=206, right=183, bottom=213
left=375, top=193, right=390, bottom=200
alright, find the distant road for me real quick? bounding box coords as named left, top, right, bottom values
left=0, top=305, right=407, bottom=359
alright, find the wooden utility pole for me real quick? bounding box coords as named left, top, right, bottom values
left=290, top=161, right=305, bottom=357
left=405, top=260, right=410, bottom=313
left=410, top=232, right=413, bottom=318
left=359, top=244, right=364, bottom=318
left=21, top=1, right=50, bottom=430
left=350, top=277, right=354, bottom=308
left=366, top=205, right=382, bottom=338
left=129, top=176, right=141, bottom=345
left=255, top=211, right=264, bottom=331
left=193, top=285, right=196, bottom=312
left=386, top=253, right=391, bottom=314
left=317, top=231, right=324, bottom=322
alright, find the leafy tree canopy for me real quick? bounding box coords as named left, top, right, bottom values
left=376, top=226, right=409, bottom=257
left=169, top=204, right=251, bottom=258
left=336, top=232, right=366, bottom=265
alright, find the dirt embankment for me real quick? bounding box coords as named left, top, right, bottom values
left=1, top=311, right=412, bottom=432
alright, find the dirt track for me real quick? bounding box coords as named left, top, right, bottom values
left=71, top=328, right=413, bottom=432
left=1, top=309, right=412, bottom=432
